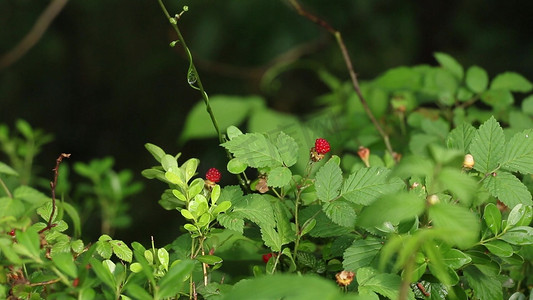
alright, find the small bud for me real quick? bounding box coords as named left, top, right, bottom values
left=183, top=6, right=189, bottom=11
left=255, top=176, right=269, bottom=194
left=463, top=154, right=474, bottom=169
left=169, top=18, right=177, bottom=25
left=169, top=40, right=179, bottom=47
left=427, top=194, right=440, bottom=205
left=497, top=200, right=508, bottom=212
left=335, top=270, right=355, bottom=286
left=357, top=146, right=370, bottom=167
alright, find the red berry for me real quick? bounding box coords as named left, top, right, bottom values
left=205, top=168, right=221, bottom=183
left=9, top=229, right=15, bottom=236
left=262, top=253, right=273, bottom=263
left=315, top=138, right=330, bottom=154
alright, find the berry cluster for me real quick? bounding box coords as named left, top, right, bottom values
left=310, top=138, right=331, bottom=162
left=205, top=167, right=222, bottom=183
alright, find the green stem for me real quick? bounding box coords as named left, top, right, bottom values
left=0, top=177, right=12, bottom=198
left=156, top=0, right=248, bottom=189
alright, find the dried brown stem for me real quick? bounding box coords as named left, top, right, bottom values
left=39, top=153, right=70, bottom=234
left=0, top=0, right=69, bottom=70
left=287, top=0, right=395, bottom=159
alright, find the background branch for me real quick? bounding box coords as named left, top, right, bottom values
left=0, top=0, right=69, bottom=70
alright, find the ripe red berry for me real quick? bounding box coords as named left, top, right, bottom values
left=315, top=138, right=330, bottom=155
left=8, top=229, right=15, bottom=236
left=205, top=168, right=221, bottom=183
left=262, top=253, right=273, bottom=263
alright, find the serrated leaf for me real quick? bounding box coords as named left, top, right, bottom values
left=110, top=240, right=132, bottom=262
left=218, top=194, right=275, bottom=234
left=428, top=203, right=480, bottom=248
left=483, top=203, right=502, bottom=235
left=434, top=52, right=463, bottom=80
left=469, top=116, right=505, bottom=173
left=437, top=167, right=477, bottom=205
left=221, top=133, right=283, bottom=168
left=322, top=200, right=356, bottom=228
left=343, top=238, right=383, bottom=271
left=267, top=167, right=292, bottom=188
left=299, top=205, right=351, bottom=237
left=446, top=123, right=476, bottom=154
left=484, top=240, right=514, bottom=257
left=357, top=192, right=425, bottom=228
left=261, top=226, right=282, bottom=252
left=466, top=65, right=489, bottom=93
left=274, top=132, right=299, bottom=167
left=463, top=266, right=503, bottom=300
left=96, top=241, right=112, bottom=259
left=482, top=172, right=532, bottom=208
left=490, top=72, right=533, bottom=92
left=342, top=167, right=404, bottom=205
left=501, top=129, right=533, bottom=174
left=357, top=267, right=406, bottom=300
left=315, top=159, right=342, bottom=202
left=52, top=252, right=77, bottom=278
left=273, top=201, right=295, bottom=245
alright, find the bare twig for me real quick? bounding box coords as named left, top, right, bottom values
left=39, top=153, right=70, bottom=234
left=287, top=0, right=396, bottom=159
left=0, top=0, right=69, bottom=70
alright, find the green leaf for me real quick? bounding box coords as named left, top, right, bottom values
left=144, top=143, right=166, bottom=162
left=221, top=274, right=354, bottom=300
left=273, top=201, right=295, bottom=245
left=158, top=260, right=196, bottom=298
left=490, top=72, right=533, bottom=92
left=261, top=226, right=282, bottom=252
left=227, top=157, right=247, bottom=174
left=267, top=167, right=292, bottom=188
left=52, top=252, right=77, bottom=278
left=434, top=52, right=464, bottom=80
left=373, top=66, right=423, bottom=90
left=342, top=167, right=404, bottom=205
left=322, top=200, right=356, bottom=228
left=180, top=95, right=264, bottom=142
left=0, top=162, right=18, bottom=176
left=482, top=172, right=532, bottom=208
left=196, top=255, right=223, bottom=265
left=221, top=133, right=283, bottom=168
left=428, top=203, right=480, bottom=248
left=343, top=238, right=383, bottom=271
left=299, top=205, right=351, bottom=238
left=125, top=284, right=153, bottom=300
left=0, top=197, right=25, bottom=218
left=274, top=132, right=299, bottom=167
left=227, top=125, right=244, bottom=140
left=110, top=240, right=132, bottom=262
left=442, top=248, right=471, bottom=269
left=466, top=65, right=489, bottom=93
left=0, top=238, right=22, bottom=264
left=357, top=193, right=425, bottom=228
left=483, top=203, right=502, bottom=235
left=315, top=159, right=343, bottom=202
left=218, top=194, right=275, bottom=234
left=463, top=266, right=502, bottom=300
left=522, top=95, right=533, bottom=115
left=357, top=267, right=406, bottom=300
left=480, top=89, right=514, bottom=108
left=446, top=123, right=476, bottom=154
left=501, top=129, right=533, bottom=174
left=14, top=228, right=41, bottom=259
left=469, top=116, right=505, bottom=173
left=89, top=258, right=116, bottom=290
left=161, top=154, right=178, bottom=172
left=484, top=240, right=514, bottom=257
left=437, top=167, right=477, bottom=205
left=507, top=204, right=529, bottom=228
left=500, top=226, right=533, bottom=245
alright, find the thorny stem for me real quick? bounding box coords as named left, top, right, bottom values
left=156, top=0, right=249, bottom=190
left=39, top=153, right=70, bottom=234
left=288, top=0, right=396, bottom=160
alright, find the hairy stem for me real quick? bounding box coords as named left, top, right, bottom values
left=0, top=177, right=12, bottom=198
left=39, top=153, right=70, bottom=234
left=288, top=0, right=395, bottom=159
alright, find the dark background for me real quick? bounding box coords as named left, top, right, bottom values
left=1, top=0, right=532, bottom=243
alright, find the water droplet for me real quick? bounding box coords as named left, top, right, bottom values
left=187, top=70, right=197, bottom=85
left=526, top=134, right=529, bottom=138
